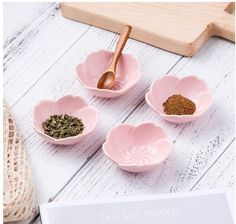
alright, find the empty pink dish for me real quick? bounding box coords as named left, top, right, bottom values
left=33, top=95, right=99, bottom=145
left=145, top=76, right=213, bottom=123
left=103, top=123, right=173, bottom=172
left=76, top=50, right=141, bottom=98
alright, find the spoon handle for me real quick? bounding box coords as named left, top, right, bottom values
left=109, top=25, right=132, bottom=71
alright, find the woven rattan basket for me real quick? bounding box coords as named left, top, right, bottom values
left=3, top=102, right=36, bottom=222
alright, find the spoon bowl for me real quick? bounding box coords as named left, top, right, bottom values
left=97, top=71, right=115, bottom=89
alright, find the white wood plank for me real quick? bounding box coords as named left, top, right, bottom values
left=50, top=38, right=234, bottom=203
left=192, top=140, right=235, bottom=190
left=191, top=140, right=235, bottom=214
left=3, top=2, right=54, bottom=47
left=3, top=3, right=90, bottom=108
left=6, top=20, right=181, bottom=204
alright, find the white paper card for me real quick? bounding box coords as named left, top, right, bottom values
left=39, top=190, right=234, bottom=224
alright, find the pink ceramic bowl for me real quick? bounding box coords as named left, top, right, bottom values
left=145, top=76, right=213, bottom=123
left=76, top=50, right=141, bottom=98
left=33, top=95, right=99, bottom=145
left=103, top=123, right=173, bottom=172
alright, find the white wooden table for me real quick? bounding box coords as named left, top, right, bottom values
left=3, top=3, right=235, bottom=223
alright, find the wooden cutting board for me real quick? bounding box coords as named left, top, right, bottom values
left=61, top=2, right=235, bottom=56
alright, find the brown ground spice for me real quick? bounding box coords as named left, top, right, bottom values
left=163, top=94, right=196, bottom=115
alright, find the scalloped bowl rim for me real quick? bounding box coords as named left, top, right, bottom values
left=76, top=50, right=141, bottom=93
left=102, top=123, right=173, bottom=168
left=33, top=95, right=99, bottom=143
left=145, top=75, right=213, bottom=119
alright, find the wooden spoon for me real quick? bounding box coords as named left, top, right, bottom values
left=97, top=25, right=132, bottom=89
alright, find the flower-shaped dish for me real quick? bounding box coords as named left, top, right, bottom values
left=103, top=123, right=173, bottom=172
left=76, top=50, right=141, bottom=98
left=33, top=95, right=98, bottom=145
left=145, top=75, right=213, bottom=123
